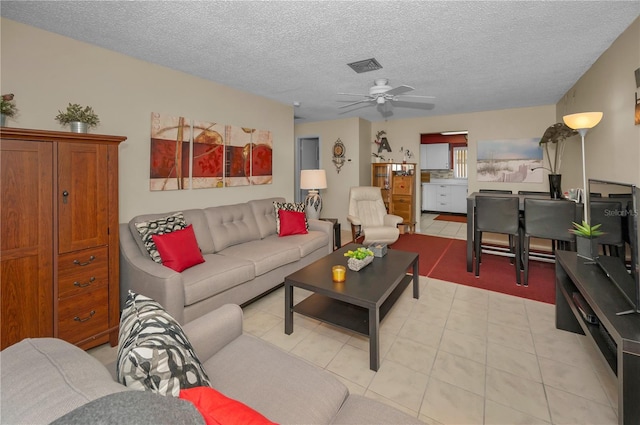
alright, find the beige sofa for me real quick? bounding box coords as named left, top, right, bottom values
left=119, top=197, right=333, bottom=324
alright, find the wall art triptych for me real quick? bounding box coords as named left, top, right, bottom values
left=149, top=113, right=273, bottom=191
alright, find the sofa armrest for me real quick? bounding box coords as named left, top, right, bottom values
left=119, top=223, right=187, bottom=323
left=182, top=304, right=243, bottom=362
left=308, top=218, right=334, bottom=254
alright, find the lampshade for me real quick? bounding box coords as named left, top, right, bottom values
left=300, top=169, right=327, bottom=190
left=562, top=112, right=603, bottom=130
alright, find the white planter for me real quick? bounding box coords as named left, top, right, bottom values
left=347, top=255, right=373, bottom=271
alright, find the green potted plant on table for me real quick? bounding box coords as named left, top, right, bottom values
left=535, top=123, right=578, bottom=198
left=570, top=221, right=604, bottom=260
left=55, top=103, right=100, bottom=133
left=1, top=94, right=18, bottom=126
left=344, top=247, right=375, bottom=271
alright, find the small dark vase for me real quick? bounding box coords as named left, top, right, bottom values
left=576, top=235, right=599, bottom=260
left=549, top=174, right=562, bottom=199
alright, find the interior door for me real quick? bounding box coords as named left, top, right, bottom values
left=296, top=137, right=319, bottom=202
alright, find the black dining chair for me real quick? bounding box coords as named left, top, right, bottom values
left=590, top=199, right=625, bottom=257
left=479, top=189, right=513, bottom=194
left=518, top=191, right=548, bottom=196
left=474, top=196, right=521, bottom=285
left=521, top=198, right=578, bottom=287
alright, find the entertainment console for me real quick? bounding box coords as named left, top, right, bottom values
left=556, top=251, right=640, bottom=425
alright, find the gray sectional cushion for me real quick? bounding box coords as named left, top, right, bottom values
left=330, top=394, right=424, bottom=424
left=264, top=230, right=330, bottom=257
left=204, top=203, right=261, bottom=252
left=248, top=197, right=285, bottom=238
left=182, top=254, right=255, bottom=305
left=218, top=239, right=300, bottom=276
left=50, top=391, right=205, bottom=425
left=0, top=338, right=128, bottom=424
left=203, top=334, right=349, bottom=425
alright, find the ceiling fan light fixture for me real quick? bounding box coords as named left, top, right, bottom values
left=376, top=97, right=386, bottom=104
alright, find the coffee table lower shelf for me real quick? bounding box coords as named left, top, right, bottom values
left=293, top=274, right=412, bottom=336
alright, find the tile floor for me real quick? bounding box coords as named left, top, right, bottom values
left=90, top=216, right=620, bottom=424
left=419, top=213, right=467, bottom=240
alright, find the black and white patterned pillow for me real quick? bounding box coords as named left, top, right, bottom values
left=116, top=292, right=211, bottom=397
left=273, top=202, right=309, bottom=234
left=135, top=212, right=187, bottom=263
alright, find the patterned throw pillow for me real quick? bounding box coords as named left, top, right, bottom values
left=116, top=292, right=211, bottom=397
left=273, top=202, right=308, bottom=234
left=135, top=212, right=187, bottom=263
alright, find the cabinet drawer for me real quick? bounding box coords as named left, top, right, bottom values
left=58, top=247, right=108, bottom=298
left=57, top=287, right=108, bottom=344
left=393, top=177, right=413, bottom=195
left=392, top=197, right=412, bottom=218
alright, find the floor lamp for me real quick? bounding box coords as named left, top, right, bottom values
left=300, top=169, right=327, bottom=220
left=562, top=111, right=603, bottom=224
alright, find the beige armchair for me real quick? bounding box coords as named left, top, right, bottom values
left=347, top=186, right=403, bottom=245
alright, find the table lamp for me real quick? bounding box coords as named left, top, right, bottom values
left=300, top=169, right=327, bottom=220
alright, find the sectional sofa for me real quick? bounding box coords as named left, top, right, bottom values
left=1, top=303, right=423, bottom=424
left=119, top=197, right=333, bottom=324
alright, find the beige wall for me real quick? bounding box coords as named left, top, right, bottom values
left=294, top=117, right=369, bottom=225
left=1, top=18, right=294, bottom=222
left=369, top=105, right=557, bottom=226
left=557, top=16, right=640, bottom=189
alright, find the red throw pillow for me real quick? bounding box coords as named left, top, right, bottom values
left=278, top=210, right=308, bottom=236
left=179, top=387, right=277, bottom=425
left=152, top=225, right=205, bottom=272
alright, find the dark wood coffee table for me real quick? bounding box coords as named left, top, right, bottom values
left=284, top=243, right=419, bottom=371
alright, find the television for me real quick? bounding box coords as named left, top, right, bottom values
left=587, top=179, right=639, bottom=315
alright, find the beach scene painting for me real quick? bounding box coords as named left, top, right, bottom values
left=477, top=138, right=543, bottom=183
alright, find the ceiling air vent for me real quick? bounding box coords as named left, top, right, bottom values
left=347, top=58, right=382, bottom=73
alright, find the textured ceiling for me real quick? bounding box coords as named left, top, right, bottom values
left=2, top=1, right=639, bottom=123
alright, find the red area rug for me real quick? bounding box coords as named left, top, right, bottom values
left=391, top=234, right=555, bottom=304
left=434, top=214, right=467, bottom=223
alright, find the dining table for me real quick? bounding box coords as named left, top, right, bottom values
left=465, top=192, right=582, bottom=272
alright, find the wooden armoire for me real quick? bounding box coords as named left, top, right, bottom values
left=1, top=128, right=126, bottom=350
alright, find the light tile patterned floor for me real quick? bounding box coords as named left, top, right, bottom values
left=89, top=216, right=619, bottom=424
left=241, top=277, right=619, bottom=424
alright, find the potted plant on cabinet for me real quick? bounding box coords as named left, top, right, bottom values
left=570, top=220, right=604, bottom=260
left=55, top=103, right=100, bottom=133
left=534, top=123, right=578, bottom=198
left=1, top=94, right=18, bottom=127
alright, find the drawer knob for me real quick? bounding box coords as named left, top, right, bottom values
left=73, top=255, right=95, bottom=266
left=73, top=276, right=96, bottom=288
left=74, top=310, right=96, bottom=323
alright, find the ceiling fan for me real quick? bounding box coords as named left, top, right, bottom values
left=337, top=78, right=435, bottom=110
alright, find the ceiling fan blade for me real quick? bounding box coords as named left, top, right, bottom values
left=337, top=92, right=370, bottom=97
left=338, top=99, right=374, bottom=109
left=389, top=100, right=436, bottom=110
left=385, top=85, right=414, bottom=96
left=394, top=94, right=436, bottom=100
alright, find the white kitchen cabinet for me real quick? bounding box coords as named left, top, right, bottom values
left=423, top=143, right=449, bottom=170
left=421, top=180, right=468, bottom=213
left=450, top=185, right=468, bottom=213
left=422, top=183, right=438, bottom=211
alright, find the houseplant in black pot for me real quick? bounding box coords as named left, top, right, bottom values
left=535, top=123, right=578, bottom=198
left=570, top=220, right=603, bottom=260
left=55, top=103, right=100, bottom=133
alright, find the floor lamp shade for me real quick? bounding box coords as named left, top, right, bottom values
left=562, top=112, right=603, bottom=224
left=300, top=169, right=327, bottom=220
